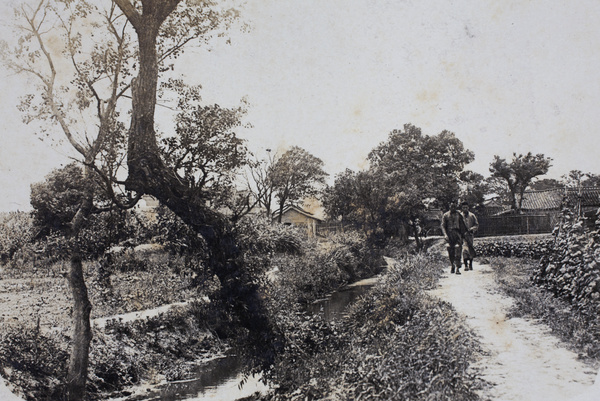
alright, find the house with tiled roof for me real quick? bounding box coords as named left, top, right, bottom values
left=520, top=187, right=600, bottom=214
left=519, top=188, right=565, bottom=211
left=477, top=187, right=600, bottom=236
left=272, top=205, right=323, bottom=237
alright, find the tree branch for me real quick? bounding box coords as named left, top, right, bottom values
left=113, top=0, right=142, bottom=29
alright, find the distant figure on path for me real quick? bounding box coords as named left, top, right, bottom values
left=441, top=202, right=468, bottom=275
left=460, top=201, right=479, bottom=271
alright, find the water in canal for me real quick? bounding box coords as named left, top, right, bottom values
left=132, top=276, right=378, bottom=400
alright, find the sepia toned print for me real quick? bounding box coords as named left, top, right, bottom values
left=1, top=1, right=599, bottom=400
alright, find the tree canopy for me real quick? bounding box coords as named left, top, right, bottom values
left=271, top=146, right=328, bottom=222
left=368, top=124, right=474, bottom=210
left=324, top=124, right=474, bottom=246
left=489, top=152, right=552, bottom=211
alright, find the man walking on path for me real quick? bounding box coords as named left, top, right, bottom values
left=441, top=202, right=468, bottom=275
left=461, top=201, right=479, bottom=271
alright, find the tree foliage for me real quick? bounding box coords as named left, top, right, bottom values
left=271, top=146, right=328, bottom=221
left=368, top=124, right=474, bottom=210
left=560, top=170, right=600, bottom=188
left=459, top=170, right=489, bottom=210
left=489, top=152, right=552, bottom=212
left=324, top=124, right=474, bottom=246
left=30, top=164, right=98, bottom=237
left=322, top=169, right=358, bottom=223
left=159, top=79, right=250, bottom=213
left=529, top=178, right=564, bottom=191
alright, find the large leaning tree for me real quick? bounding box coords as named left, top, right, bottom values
left=114, top=0, right=282, bottom=376
left=3, top=0, right=274, bottom=399
left=489, top=152, right=552, bottom=212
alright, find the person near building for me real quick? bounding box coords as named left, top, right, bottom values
left=460, top=201, right=479, bottom=271
left=441, top=202, right=468, bottom=275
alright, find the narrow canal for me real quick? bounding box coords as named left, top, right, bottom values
left=126, top=276, right=380, bottom=400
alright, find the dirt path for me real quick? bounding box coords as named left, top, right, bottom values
left=430, top=261, right=600, bottom=401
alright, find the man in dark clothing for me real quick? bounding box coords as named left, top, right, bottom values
left=441, top=202, right=468, bottom=275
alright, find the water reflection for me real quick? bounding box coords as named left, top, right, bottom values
left=307, top=278, right=378, bottom=321
left=128, top=278, right=377, bottom=400
left=128, top=355, right=267, bottom=401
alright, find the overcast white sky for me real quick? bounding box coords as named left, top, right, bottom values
left=2, top=0, right=600, bottom=212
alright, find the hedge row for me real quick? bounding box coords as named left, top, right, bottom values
left=473, top=210, right=600, bottom=317
left=532, top=212, right=600, bottom=315
left=474, top=236, right=554, bottom=260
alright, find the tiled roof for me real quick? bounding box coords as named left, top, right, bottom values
left=570, top=187, right=600, bottom=207
left=521, top=187, right=600, bottom=210
left=520, top=189, right=564, bottom=210
left=273, top=205, right=324, bottom=221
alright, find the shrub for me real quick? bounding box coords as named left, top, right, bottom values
left=266, top=230, right=383, bottom=306
left=259, top=253, right=483, bottom=400
left=532, top=210, right=600, bottom=316
left=0, top=212, right=34, bottom=265
left=474, top=235, right=554, bottom=260
left=0, top=323, right=69, bottom=400
left=86, top=252, right=205, bottom=318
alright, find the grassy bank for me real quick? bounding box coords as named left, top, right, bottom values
left=0, top=223, right=386, bottom=400
left=255, top=243, right=485, bottom=400
left=486, top=255, right=600, bottom=365
left=0, top=221, right=486, bottom=400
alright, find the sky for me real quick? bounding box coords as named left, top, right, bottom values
left=2, top=0, right=600, bottom=212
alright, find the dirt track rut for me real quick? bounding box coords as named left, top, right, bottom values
left=430, top=261, right=599, bottom=401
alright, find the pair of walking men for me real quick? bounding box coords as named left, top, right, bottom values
left=440, top=201, right=479, bottom=275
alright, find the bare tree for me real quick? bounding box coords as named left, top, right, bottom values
left=2, top=2, right=137, bottom=398
left=245, top=149, right=278, bottom=218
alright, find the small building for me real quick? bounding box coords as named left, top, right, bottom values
left=272, top=205, right=323, bottom=237
left=135, top=195, right=160, bottom=221
left=478, top=187, right=600, bottom=236
left=520, top=186, right=600, bottom=227
left=481, top=196, right=508, bottom=216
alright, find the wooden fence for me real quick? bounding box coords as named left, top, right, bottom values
left=476, top=214, right=558, bottom=237
left=316, top=222, right=347, bottom=237
left=317, top=213, right=561, bottom=238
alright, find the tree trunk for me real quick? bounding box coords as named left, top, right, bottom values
left=65, top=171, right=95, bottom=400
left=121, top=4, right=279, bottom=366
left=66, top=253, right=92, bottom=401
left=277, top=199, right=285, bottom=223
left=517, top=187, right=527, bottom=213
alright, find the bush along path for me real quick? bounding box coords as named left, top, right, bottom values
left=430, top=258, right=599, bottom=401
